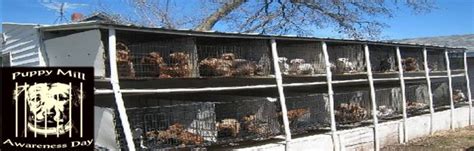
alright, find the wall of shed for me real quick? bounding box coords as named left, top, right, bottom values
left=233, top=106, right=473, bottom=151
left=1, top=24, right=43, bottom=66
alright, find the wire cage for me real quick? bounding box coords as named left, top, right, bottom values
left=214, top=96, right=281, bottom=144
left=333, top=88, right=372, bottom=128
left=431, top=79, right=450, bottom=110
left=427, top=49, right=447, bottom=72
left=369, top=45, right=398, bottom=73
left=282, top=93, right=331, bottom=135
left=196, top=38, right=273, bottom=77
left=449, top=52, right=464, bottom=70
left=113, top=96, right=216, bottom=150
left=109, top=31, right=199, bottom=79
left=326, top=43, right=366, bottom=74
left=113, top=94, right=284, bottom=150
left=405, top=84, right=430, bottom=116
left=276, top=41, right=326, bottom=76
left=452, top=76, right=469, bottom=107
left=127, top=38, right=197, bottom=79
left=399, top=47, right=424, bottom=72
left=375, top=87, right=403, bottom=121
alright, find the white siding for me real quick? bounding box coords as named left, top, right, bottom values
left=1, top=24, right=42, bottom=66
left=44, top=30, right=106, bottom=77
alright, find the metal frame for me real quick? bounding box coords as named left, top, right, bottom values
left=423, top=48, right=435, bottom=134
left=108, top=27, right=136, bottom=151
left=321, top=41, right=339, bottom=151
left=93, top=25, right=469, bottom=150
left=270, top=39, right=292, bottom=150
left=396, top=46, right=408, bottom=143
left=364, top=44, right=380, bottom=151
left=445, top=50, right=455, bottom=130
left=464, top=52, right=473, bottom=125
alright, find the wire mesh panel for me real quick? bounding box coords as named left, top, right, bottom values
left=333, top=89, right=372, bottom=128
left=214, top=97, right=281, bottom=144
left=449, top=52, right=464, bottom=70
left=127, top=38, right=197, bottom=79
left=110, top=32, right=198, bottom=79
left=369, top=45, right=398, bottom=73
left=452, top=76, right=469, bottom=107
left=427, top=49, right=446, bottom=72
left=115, top=101, right=215, bottom=150
left=405, top=84, right=430, bottom=116
left=276, top=41, right=326, bottom=76
left=431, top=80, right=450, bottom=110
left=400, top=47, right=424, bottom=72
left=327, top=43, right=366, bottom=74
left=196, top=38, right=272, bottom=77
left=375, top=87, right=403, bottom=121
left=282, top=93, right=330, bottom=135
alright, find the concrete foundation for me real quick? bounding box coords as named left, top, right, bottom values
left=233, top=106, right=473, bottom=151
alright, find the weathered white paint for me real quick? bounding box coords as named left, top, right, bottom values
left=364, top=44, right=379, bottom=151
left=233, top=106, right=473, bottom=151
left=445, top=50, right=455, bottom=129
left=43, top=30, right=105, bottom=77
left=94, top=107, right=119, bottom=150
left=108, top=27, right=136, bottom=151
left=423, top=48, right=435, bottom=134
left=270, top=39, right=292, bottom=150
left=465, top=52, right=473, bottom=125
left=322, top=41, right=339, bottom=151
left=1, top=23, right=42, bottom=66
left=395, top=47, right=408, bottom=143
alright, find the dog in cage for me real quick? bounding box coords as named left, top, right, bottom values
left=278, top=57, right=290, bottom=75
left=116, top=42, right=136, bottom=78
left=199, top=52, right=260, bottom=77
left=145, top=123, right=204, bottom=147
left=335, top=58, right=356, bottom=74
left=334, top=102, right=368, bottom=124
left=288, top=58, right=315, bottom=75
left=216, top=118, right=241, bottom=137
left=402, top=57, right=418, bottom=72
left=379, top=55, right=395, bottom=72
left=453, top=89, right=466, bottom=103
left=141, top=52, right=165, bottom=77
left=277, top=108, right=309, bottom=126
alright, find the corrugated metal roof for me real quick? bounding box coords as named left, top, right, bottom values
left=5, top=21, right=465, bottom=51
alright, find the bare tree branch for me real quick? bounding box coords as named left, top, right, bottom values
left=195, top=0, right=246, bottom=31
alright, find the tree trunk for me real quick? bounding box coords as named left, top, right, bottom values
left=195, top=0, right=246, bottom=31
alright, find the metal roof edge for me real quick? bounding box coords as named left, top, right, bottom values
left=17, top=21, right=467, bottom=51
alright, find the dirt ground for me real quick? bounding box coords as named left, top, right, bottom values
left=383, top=126, right=474, bottom=151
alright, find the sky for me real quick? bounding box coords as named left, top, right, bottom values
left=1, top=0, right=473, bottom=39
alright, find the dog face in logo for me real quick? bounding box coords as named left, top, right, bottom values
left=26, top=83, right=77, bottom=135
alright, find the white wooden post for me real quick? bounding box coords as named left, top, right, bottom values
left=445, top=50, right=455, bottom=130
left=270, top=39, right=292, bottom=150
left=395, top=47, right=408, bottom=143
left=364, top=44, right=379, bottom=151
left=321, top=41, right=339, bottom=151
left=423, top=48, right=435, bottom=135
left=108, top=27, right=136, bottom=151
left=464, top=51, right=473, bottom=125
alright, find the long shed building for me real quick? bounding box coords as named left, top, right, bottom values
left=1, top=20, right=472, bottom=151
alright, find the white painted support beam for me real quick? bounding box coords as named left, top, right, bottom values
left=364, top=44, right=379, bottom=151
left=395, top=47, right=408, bottom=143
left=423, top=48, right=435, bottom=135
left=270, top=39, right=292, bottom=150
left=464, top=52, right=473, bottom=125
left=321, top=41, right=339, bottom=151
left=108, top=27, right=136, bottom=151
left=445, top=50, right=455, bottom=130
